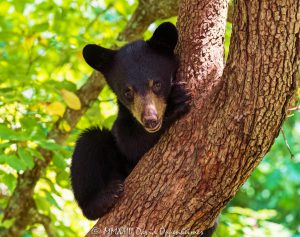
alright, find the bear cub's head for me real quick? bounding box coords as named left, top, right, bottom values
left=83, top=22, right=178, bottom=133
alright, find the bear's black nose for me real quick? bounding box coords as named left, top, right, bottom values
left=142, top=106, right=160, bottom=131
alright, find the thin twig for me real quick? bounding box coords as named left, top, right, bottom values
left=99, top=98, right=115, bottom=103
left=281, top=128, right=294, bottom=159
left=287, top=105, right=300, bottom=111
left=35, top=212, right=57, bottom=237
left=85, top=3, right=114, bottom=32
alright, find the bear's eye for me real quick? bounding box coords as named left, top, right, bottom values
left=124, top=88, right=134, bottom=101
left=152, top=81, right=161, bottom=93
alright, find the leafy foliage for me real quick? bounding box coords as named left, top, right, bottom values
left=0, top=0, right=299, bottom=236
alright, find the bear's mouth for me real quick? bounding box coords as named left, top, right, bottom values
left=144, top=119, right=162, bottom=133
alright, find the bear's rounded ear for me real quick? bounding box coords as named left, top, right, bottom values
left=82, top=44, right=116, bottom=73
left=147, top=22, right=178, bottom=53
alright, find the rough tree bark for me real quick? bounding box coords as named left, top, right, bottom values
left=87, top=0, right=299, bottom=236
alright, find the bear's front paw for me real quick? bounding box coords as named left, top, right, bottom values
left=105, top=180, right=124, bottom=199
left=165, top=81, right=191, bottom=122
left=82, top=180, right=125, bottom=220
left=96, top=180, right=124, bottom=213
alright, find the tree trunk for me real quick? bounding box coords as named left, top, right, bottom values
left=87, top=0, right=299, bottom=235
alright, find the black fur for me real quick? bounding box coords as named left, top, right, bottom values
left=71, top=128, right=128, bottom=220
left=202, top=220, right=218, bottom=237
left=71, top=22, right=215, bottom=237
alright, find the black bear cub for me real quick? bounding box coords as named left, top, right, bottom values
left=71, top=22, right=190, bottom=220
left=71, top=22, right=189, bottom=219
left=71, top=23, right=190, bottom=220
left=71, top=22, right=216, bottom=237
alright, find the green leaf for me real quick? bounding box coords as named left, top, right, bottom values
left=6, top=154, right=27, bottom=171
left=52, top=151, right=67, bottom=169
left=0, top=124, right=17, bottom=140
left=34, top=195, right=50, bottom=213
left=28, top=149, right=44, bottom=160
left=2, top=173, right=16, bottom=191
left=18, top=148, right=34, bottom=169
left=42, top=177, right=61, bottom=196
left=20, top=117, right=37, bottom=128
left=56, top=171, right=69, bottom=188
left=0, top=154, right=6, bottom=164
left=0, top=125, right=28, bottom=141
left=32, top=22, right=49, bottom=32
left=0, top=142, right=12, bottom=149
left=37, top=140, right=63, bottom=151
left=45, top=192, right=61, bottom=210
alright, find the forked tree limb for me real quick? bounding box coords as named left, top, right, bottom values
left=118, top=0, right=234, bottom=42
left=87, top=0, right=299, bottom=235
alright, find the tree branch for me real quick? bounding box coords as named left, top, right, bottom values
left=34, top=211, right=57, bottom=237
left=118, top=0, right=179, bottom=41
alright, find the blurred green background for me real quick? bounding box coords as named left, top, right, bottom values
left=0, top=0, right=299, bottom=236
